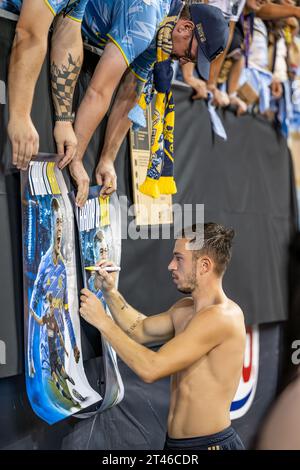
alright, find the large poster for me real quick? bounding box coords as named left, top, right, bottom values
left=21, top=155, right=101, bottom=424
left=71, top=187, right=124, bottom=414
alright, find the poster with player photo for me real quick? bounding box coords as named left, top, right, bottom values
left=71, top=186, right=124, bottom=414
left=21, top=154, right=101, bottom=424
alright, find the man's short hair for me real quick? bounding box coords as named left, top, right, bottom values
left=180, top=3, right=191, bottom=19
left=181, top=222, right=235, bottom=276
left=180, top=0, right=205, bottom=19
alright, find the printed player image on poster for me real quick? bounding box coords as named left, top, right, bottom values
left=71, top=187, right=124, bottom=413
left=21, top=155, right=101, bottom=425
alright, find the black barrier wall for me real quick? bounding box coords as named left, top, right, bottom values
left=0, top=15, right=297, bottom=449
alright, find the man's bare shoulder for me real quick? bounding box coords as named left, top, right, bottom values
left=169, top=297, right=194, bottom=317
left=220, top=299, right=244, bottom=319
left=200, top=299, right=243, bottom=318
left=171, top=297, right=194, bottom=311
left=193, top=300, right=245, bottom=335
left=167, top=297, right=194, bottom=326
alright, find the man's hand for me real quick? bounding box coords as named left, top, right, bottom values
left=96, top=158, right=117, bottom=198
left=181, top=63, right=208, bottom=100
left=209, top=86, right=230, bottom=107
left=7, top=1, right=54, bottom=172
left=93, top=260, right=118, bottom=294
left=73, top=345, right=80, bottom=363
left=54, top=121, right=77, bottom=170
left=229, top=95, right=248, bottom=116
left=80, top=288, right=107, bottom=330
left=69, top=159, right=90, bottom=208
left=271, top=79, right=283, bottom=99
left=191, top=78, right=208, bottom=100
left=8, top=117, right=39, bottom=170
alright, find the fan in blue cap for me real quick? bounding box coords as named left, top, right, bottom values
left=191, top=3, right=229, bottom=80
left=131, top=1, right=230, bottom=198
left=171, top=1, right=230, bottom=81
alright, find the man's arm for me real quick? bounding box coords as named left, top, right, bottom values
left=50, top=15, right=83, bottom=169
left=181, top=62, right=208, bottom=100
left=257, top=3, right=300, bottom=21
left=207, top=20, right=236, bottom=107
left=70, top=49, right=139, bottom=206
left=227, top=55, right=248, bottom=115
left=95, top=69, right=141, bottom=199
left=103, top=288, right=177, bottom=345
left=70, top=42, right=128, bottom=205
left=7, top=0, right=54, bottom=171
left=80, top=293, right=231, bottom=383
left=82, top=286, right=175, bottom=345
left=84, top=261, right=175, bottom=345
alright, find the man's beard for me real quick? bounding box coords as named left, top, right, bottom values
left=176, top=260, right=198, bottom=294
left=177, top=285, right=193, bottom=294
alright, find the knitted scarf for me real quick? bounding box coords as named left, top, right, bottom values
left=130, top=16, right=178, bottom=199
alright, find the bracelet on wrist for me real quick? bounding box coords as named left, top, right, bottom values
left=55, top=113, right=75, bottom=123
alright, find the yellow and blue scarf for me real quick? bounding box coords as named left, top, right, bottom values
left=129, top=16, right=178, bottom=199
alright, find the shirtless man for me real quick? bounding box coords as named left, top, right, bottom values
left=79, top=222, right=246, bottom=450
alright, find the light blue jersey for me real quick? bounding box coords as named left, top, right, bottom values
left=0, top=0, right=89, bottom=22
left=82, top=0, right=172, bottom=81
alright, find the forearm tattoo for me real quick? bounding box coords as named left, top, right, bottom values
left=118, top=295, right=129, bottom=311
left=51, top=53, right=81, bottom=117
left=125, top=313, right=144, bottom=338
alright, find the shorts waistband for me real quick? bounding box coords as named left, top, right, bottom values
left=166, top=426, right=236, bottom=448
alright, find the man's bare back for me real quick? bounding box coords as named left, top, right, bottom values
left=167, top=297, right=246, bottom=438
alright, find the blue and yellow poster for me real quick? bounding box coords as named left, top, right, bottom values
left=72, top=186, right=124, bottom=413
left=21, top=155, right=101, bottom=424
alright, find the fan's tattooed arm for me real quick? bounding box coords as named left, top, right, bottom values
left=50, top=15, right=83, bottom=168
left=51, top=53, right=81, bottom=120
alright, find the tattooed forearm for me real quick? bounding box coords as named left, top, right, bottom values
left=125, top=313, right=144, bottom=338
left=51, top=53, right=81, bottom=118
left=118, top=295, right=129, bottom=311
left=104, top=289, right=146, bottom=338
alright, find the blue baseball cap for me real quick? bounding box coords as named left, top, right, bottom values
left=189, top=3, right=229, bottom=81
